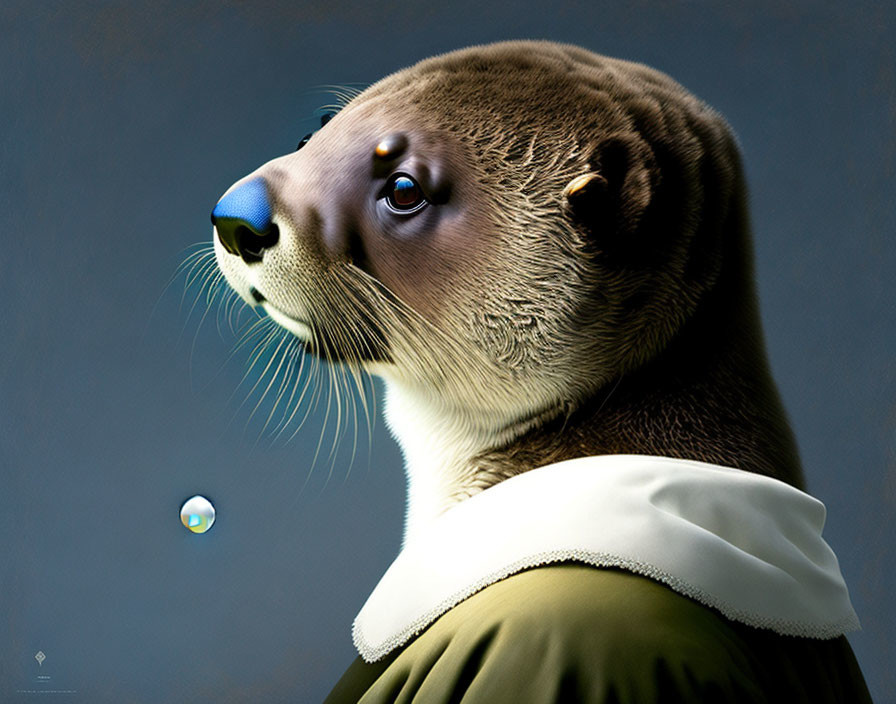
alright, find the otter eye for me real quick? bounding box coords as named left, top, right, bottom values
left=296, top=133, right=313, bottom=151
left=384, top=174, right=427, bottom=214
left=391, top=176, right=421, bottom=207
left=295, top=113, right=336, bottom=151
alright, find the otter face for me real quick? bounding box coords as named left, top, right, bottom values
left=212, top=41, right=740, bottom=439
left=212, top=98, right=513, bottom=407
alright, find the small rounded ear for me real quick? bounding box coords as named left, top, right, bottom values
left=564, top=132, right=658, bottom=244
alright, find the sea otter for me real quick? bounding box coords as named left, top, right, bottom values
left=209, top=41, right=870, bottom=703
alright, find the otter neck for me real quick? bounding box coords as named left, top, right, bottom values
left=384, top=275, right=803, bottom=546
left=382, top=381, right=547, bottom=545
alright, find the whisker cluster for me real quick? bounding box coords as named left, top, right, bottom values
left=174, top=244, right=381, bottom=489
left=311, top=83, right=368, bottom=113
left=174, top=223, right=477, bottom=491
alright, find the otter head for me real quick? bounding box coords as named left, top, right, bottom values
left=212, top=41, right=756, bottom=537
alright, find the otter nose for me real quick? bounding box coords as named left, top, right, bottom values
left=211, top=178, right=279, bottom=263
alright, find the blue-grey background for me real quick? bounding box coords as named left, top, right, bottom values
left=1, top=1, right=893, bottom=701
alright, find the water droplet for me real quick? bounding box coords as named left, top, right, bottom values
left=180, top=495, right=215, bottom=534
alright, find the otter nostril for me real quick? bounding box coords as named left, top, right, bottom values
left=236, top=223, right=280, bottom=264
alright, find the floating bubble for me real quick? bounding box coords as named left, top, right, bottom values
left=180, top=495, right=215, bottom=534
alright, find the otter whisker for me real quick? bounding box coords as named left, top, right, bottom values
left=229, top=316, right=276, bottom=359
left=329, top=274, right=378, bottom=466
left=172, top=252, right=218, bottom=347
left=226, top=290, right=256, bottom=337
left=180, top=252, right=218, bottom=307
left=328, top=274, right=378, bottom=471
left=193, top=315, right=273, bottom=398
left=144, top=242, right=216, bottom=344
left=238, top=323, right=282, bottom=378
left=233, top=329, right=292, bottom=432
left=187, top=271, right=227, bottom=384
left=176, top=243, right=216, bottom=279
left=312, top=83, right=367, bottom=110
left=347, top=267, right=475, bottom=390
left=250, top=335, right=302, bottom=443
left=338, top=354, right=370, bottom=476
left=329, top=364, right=352, bottom=469
left=278, top=349, right=319, bottom=444
left=308, top=332, right=338, bottom=487
left=221, top=291, right=237, bottom=335
left=178, top=261, right=226, bottom=378
left=161, top=244, right=215, bottom=306
left=285, top=326, right=329, bottom=479
left=259, top=336, right=304, bottom=443
left=180, top=257, right=220, bottom=326
left=293, top=352, right=324, bottom=494
left=318, top=311, right=351, bottom=484
left=317, top=103, right=345, bottom=113
left=205, top=270, right=225, bottom=306
left=222, top=324, right=282, bottom=420
left=265, top=347, right=305, bottom=443
left=188, top=262, right=224, bottom=319
left=214, top=287, right=239, bottom=340
left=326, top=312, right=359, bottom=477
left=246, top=331, right=293, bottom=429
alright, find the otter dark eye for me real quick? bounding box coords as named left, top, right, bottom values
left=295, top=113, right=335, bottom=151
left=392, top=176, right=420, bottom=207
left=296, top=133, right=313, bottom=151
left=384, top=174, right=427, bottom=214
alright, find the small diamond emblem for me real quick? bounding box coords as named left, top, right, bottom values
left=34, top=651, right=46, bottom=666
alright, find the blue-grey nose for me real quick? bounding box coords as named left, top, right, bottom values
left=211, top=178, right=279, bottom=264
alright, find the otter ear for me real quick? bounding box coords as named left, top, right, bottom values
left=564, top=133, right=658, bottom=243
left=563, top=172, right=608, bottom=219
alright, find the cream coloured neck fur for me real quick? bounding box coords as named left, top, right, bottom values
left=382, top=378, right=543, bottom=545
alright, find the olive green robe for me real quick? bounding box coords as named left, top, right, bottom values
left=325, top=564, right=871, bottom=703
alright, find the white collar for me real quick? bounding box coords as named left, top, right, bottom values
left=353, top=454, right=860, bottom=662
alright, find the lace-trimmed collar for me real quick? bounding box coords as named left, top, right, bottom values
left=353, top=454, right=860, bottom=663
